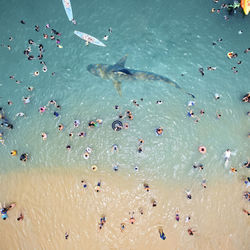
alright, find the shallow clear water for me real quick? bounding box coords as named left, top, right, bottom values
left=0, top=0, right=249, bottom=249
left=0, top=0, right=249, bottom=180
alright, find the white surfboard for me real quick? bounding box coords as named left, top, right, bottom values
left=62, top=0, right=73, bottom=21
left=74, top=30, right=106, bottom=47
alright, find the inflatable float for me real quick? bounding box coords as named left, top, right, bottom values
left=241, top=0, right=250, bottom=15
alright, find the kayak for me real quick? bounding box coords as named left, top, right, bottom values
left=62, top=0, right=73, bottom=21
left=241, top=0, right=250, bottom=15
left=74, top=30, right=106, bottom=47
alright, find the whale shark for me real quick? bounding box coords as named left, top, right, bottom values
left=87, top=55, right=195, bottom=98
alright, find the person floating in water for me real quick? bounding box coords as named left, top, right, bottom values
left=1, top=203, right=16, bottom=220
left=158, top=227, right=166, bottom=240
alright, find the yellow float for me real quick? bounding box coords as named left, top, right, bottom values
left=241, top=0, right=250, bottom=15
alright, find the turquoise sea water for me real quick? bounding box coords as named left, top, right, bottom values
left=0, top=0, right=249, bottom=182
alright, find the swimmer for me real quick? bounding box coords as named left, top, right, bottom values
left=120, top=223, right=125, bottom=232
left=199, top=164, right=204, bottom=170
left=114, top=105, right=119, bottom=110
left=103, top=35, right=109, bottom=41
left=158, top=228, right=166, bottom=240
left=244, top=48, right=250, bottom=53
left=9, top=75, right=15, bottom=79
left=42, top=66, right=47, bottom=72
left=207, top=66, right=216, bottom=71
left=78, top=132, right=86, bottom=137
left=41, top=132, right=47, bottom=140
left=43, top=34, right=48, bottom=39
left=72, top=19, right=77, bottom=24
left=224, top=149, right=231, bottom=165
left=17, top=213, right=24, bottom=221
left=139, top=207, right=144, bottom=215
left=108, top=27, right=112, bottom=33
left=95, top=181, right=101, bottom=192
left=113, top=165, right=119, bottom=171
left=65, top=232, right=69, bottom=240
left=28, top=55, right=34, bottom=60
left=66, top=145, right=71, bottom=151
left=53, top=111, right=59, bottom=118
left=185, top=190, right=192, bottom=199
left=16, top=112, right=25, bottom=117
left=98, top=215, right=106, bottom=230
left=27, top=86, right=34, bottom=91
left=214, top=93, right=220, bottom=100
left=96, top=119, right=103, bottom=124
left=88, top=121, right=96, bottom=128
left=134, top=166, right=139, bottom=171
left=201, top=179, right=207, bottom=188
left=242, top=161, right=250, bottom=168
left=20, top=20, right=25, bottom=24
left=144, top=183, right=150, bottom=192
left=81, top=180, right=87, bottom=188
left=138, top=146, right=143, bottom=153
left=123, top=123, right=129, bottom=129
left=69, top=132, right=73, bottom=137
left=58, top=124, right=64, bottom=131
left=28, top=39, right=34, bottom=45
left=175, top=211, right=180, bottom=221
left=139, top=139, right=144, bottom=145
left=20, top=153, right=28, bottom=162
left=155, top=127, right=163, bottom=136
left=83, top=152, right=89, bottom=159
left=152, top=199, right=157, bottom=207
left=216, top=112, right=222, bottom=119
left=7, top=45, right=11, bottom=50
left=48, top=100, right=56, bottom=106
left=129, top=212, right=135, bottom=224
left=111, top=144, right=118, bottom=152
left=74, top=120, right=80, bottom=128
left=199, top=68, right=204, bottom=76
left=187, top=110, right=195, bottom=118
left=23, top=96, right=30, bottom=104
left=242, top=209, right=250, bottom=216
left=35, top=25, right=40, bottom=32
left=188, top=101, right=195, bottom=107
left=185, top=216, right=191, bottom=223
left=156, top=100, right=162, bottom=104
left=200, top=110, right=205, bottom=115
left=1, top=203, right=16, bottom=220
left=16, top=80, right=22, bottom=84
left=128, top=114, right=133, bottom=120
left=188, top=228, right=195, bottom=235
left=231, top=167, right=237, bottom=173
left=7, top=100, right=13, bottom=105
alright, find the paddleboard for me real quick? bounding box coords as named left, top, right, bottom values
left=74, top=30, right=106, bottom=47
left=62, top=0, right=73, bottom=21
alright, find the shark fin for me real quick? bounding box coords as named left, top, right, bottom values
left=113, top=55, right=128, bottom=69
left=113, top=80, right=122, bottom=96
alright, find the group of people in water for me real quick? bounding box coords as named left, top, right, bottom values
left=0, top=10, right=249, bottom=245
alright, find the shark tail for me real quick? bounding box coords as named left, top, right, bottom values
left=161, top=77, right=195, bottom=99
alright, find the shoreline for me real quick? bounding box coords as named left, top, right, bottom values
left=0, top=167, right=249, bottom=250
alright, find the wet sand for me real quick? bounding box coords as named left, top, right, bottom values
left=0, top=167, right=249, bottom=250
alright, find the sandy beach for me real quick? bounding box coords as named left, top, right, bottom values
left=0, top=167, right=249, bottom=250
